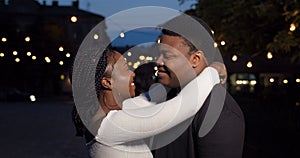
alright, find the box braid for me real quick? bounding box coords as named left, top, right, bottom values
left=95, top=49, right=110, bottom=98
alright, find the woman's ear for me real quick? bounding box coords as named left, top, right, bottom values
left=101, top=77, right=112, bottom=90
left=190, top=50, right=203, bottom=68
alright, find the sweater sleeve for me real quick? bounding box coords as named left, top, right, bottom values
left=95, top=67, right=220, bottom=146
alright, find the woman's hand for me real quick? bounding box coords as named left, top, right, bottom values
left=209, top=62, right=227, bottom=85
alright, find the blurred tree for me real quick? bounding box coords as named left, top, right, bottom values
left=179, top=0, right=300, bottom=63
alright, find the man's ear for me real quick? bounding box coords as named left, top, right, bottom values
left=190, top=50, right=203, bottom=68
left=101, top=77, right=112, bottom=90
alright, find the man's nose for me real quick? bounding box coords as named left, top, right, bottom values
left=156, top=55, right=164, bottom=66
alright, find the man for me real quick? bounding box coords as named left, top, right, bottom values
left=153, top=15, right=245, bottom=158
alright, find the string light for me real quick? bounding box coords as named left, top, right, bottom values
left=139, top=55, right=145, bottom=61
left=214, top=42, right=218, bottom=47
left=120, top=31, right=125, bottom=38
left=66, top=53, right=71, bottom=57
left=0, top=52, right=4, bottom=57
left=13, top=51, right=18, bottom=56
left=27, top=52, right=31, bottom=56
left=127, top=52, right=132, bottom=56
left=211, top=30, right=214, bottom=35
left=71, top=16, right=77, bottom=23
left=220, top=40, right=226, bottom=46
left=60, top=74, right=65, bottom=80
left=15, top=58, right=20, bottom=62
left=232, top=55, right=238, bottom=62
left=246, top=61, right=253, bottom=68
left=269, top=78, right=275, bottom=83
left=290, top=23, right=296, bottom=32
left=296, top=78, right=300, bottom=83
left=283, top=79, right=288, bottom=84
left=2, top=37, right=7, bottom=42
left=93, top=34, right=99, bottom=40
left=32, top=56, right=37, bottom=60
left=267, top=51, right=273, bottom=59
left=45, top=57, right=51, bottom=63
left=59, top=46, right=64, bottom=52
left=127, top=62, right=132, bottom=66
left=59, top=61, right=64, bottom=66
left=25, top=36, right=30, bottom=42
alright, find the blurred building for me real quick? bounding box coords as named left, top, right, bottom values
left=0, top=0, right=108, bottom=96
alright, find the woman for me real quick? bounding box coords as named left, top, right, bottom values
left=87, top=49, right=220, bottom=158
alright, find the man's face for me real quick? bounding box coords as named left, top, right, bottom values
left=156, top=35, right=196, bottom=88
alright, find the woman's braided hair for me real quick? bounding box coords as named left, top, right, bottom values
left=95, top=48, right=115, bottom=98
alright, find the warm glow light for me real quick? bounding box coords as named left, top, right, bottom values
left=32, top=56, right=36, bottom=60
left=211, top=30, right=214, bottom=35
left=59, top=46, right=64, bottom=52
left=290, top=23, right=296, bottom=32
left=93, top=34, right=99, bottom=40
left=45, top=57, right=51, bottom=63
left=59, top=61, right=64, bottom=66
left=250, top=80, right=257, bottom=86
left=236, top=80, right=249, bottom=85
left=128, top=62, right=133, bottom=66
left=2, top=37, right=7, bottom=42
left=146, top=56, right=153, bottom=61
left=269, top=78, right=275, bottom=83
left=66, top=53, right=71, bottom=57
left=120, top=31, right=125, bottom=38
left=29, top=95, right=36, bottom=102
left=25, top=36, right=30, bottom=42
left=232, top=55, right=238, bottom=62
left=0, top=53, right=4, bottom=57
left=283, top=79, right=288, bottom=84
left=71, top=16, right=77, bottom=23
left=60, top=74, right=65, bottom=80
left=214, top=42, right=218, bottom=47
left=15, top=58, right=20, bottom=62
left=27, top=52, right=31, bottom=56
left=127, top=52, right=132, bottom=56
left=154, top=66, right=158, bottom=71
left=220, top=41, right=226, bottom=46
left=267, top=51, right=273, bottom=59
left=296, top=78, right=300, bottom=83
left=13, top=51, right=18, bottom=56
left=247, top=61, right=253, bottom=68
left=139, top=55, right=145, bottom=61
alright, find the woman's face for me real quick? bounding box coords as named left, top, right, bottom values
left=109, top=52, right=136, bottom=100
